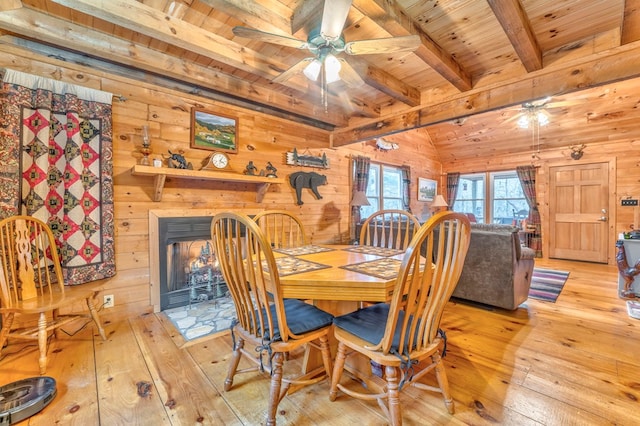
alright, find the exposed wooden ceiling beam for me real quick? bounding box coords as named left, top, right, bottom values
left=487, top=0, right=543, bottom=72
left=199, top=0, right=294, bottom=36
left=0, top=35, right=339, bottom=131
left=0, top=8, right=347, bottom=127
left=332, top=42, right=640, bottom=145
left=50, top=0, right=286, bottom=80
left=356, top=62, right=421, bottom=107
left=352, top=0, right=472, bottom=92
left=622, top=0, right=640, bottom=44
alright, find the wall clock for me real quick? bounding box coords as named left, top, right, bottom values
left=201, top=152, right=230, bottom=171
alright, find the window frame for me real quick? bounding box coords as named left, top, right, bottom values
left=359, top=162, right=406, bottom=219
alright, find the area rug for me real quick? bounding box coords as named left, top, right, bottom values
left=163, top=295, right=236, bottom=345
left=529, top=268, right=570, bottom=302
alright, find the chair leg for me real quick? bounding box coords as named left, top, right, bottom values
left=318, top=335, right=333, bottom=380
left=329, top=342, right=347, bottom=401
left=433, top=352, right=455, bottom=414
left=266, top=351, right=285, bottom=426
left=37, top=312, right=48, bottom=375
left=86, top=297, right=107, bottom=340
left=385, top=365, right=402, bottom=426
left=224, top=337, right=244, bottom=391
left=0, top=313, right=14, bottom=353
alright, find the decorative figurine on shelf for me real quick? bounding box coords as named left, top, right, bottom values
left=265, top=162, right=278, bottom=178
left=165, top=150, right=193, bottom=169
left=244, top=161, right=258, bottom=175
left=138, top=125, right=152, bottom=165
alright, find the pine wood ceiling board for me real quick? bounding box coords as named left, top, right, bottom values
left=410, top=1, right=520, bottom=82
left=524, top=0, right=624, bottom=51
left=352, top=0, right=472, bottom=92
left=331, top=41, right=640, bottom=146
left=199, top=0, right=294, bottom=36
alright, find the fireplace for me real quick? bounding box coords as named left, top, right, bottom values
left=149, top=209, right=260, bottom=312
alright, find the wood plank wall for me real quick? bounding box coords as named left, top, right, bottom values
left=0, top=45, right=440, bottom=323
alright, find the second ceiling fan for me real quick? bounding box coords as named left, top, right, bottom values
left=232, top=0, right=421, bottom=88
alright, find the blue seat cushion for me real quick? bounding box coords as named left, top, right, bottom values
left=261, top=299, right=334, bottom=341
left=333, top=303, right=419, bottom=354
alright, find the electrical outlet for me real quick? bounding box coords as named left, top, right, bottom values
left=621, top=199, right=639, bottom=206
left=103, top=294, right=114, bottom=308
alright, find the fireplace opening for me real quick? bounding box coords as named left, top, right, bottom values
left=157, top=216, right=227, bottom=311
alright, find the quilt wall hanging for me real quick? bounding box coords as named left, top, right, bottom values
left=0, top=68, right=115, bottom=284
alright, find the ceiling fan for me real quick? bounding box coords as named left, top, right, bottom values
left=232, top=0, right=421, bottom=91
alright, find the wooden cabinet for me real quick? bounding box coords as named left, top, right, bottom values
left=130, top=165, right=285, bottom=202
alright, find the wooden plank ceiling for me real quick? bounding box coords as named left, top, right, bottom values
left=1, top=0, right=639, bottom=161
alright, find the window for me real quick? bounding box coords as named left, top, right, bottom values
left=360, top=163, right=405, bottom=219
left=453, top=171, right=528, bottom=225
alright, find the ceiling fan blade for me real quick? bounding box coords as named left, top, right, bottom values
left=337, top=58, right=364, bottom=87
left=344, top=35, right=421, bottom=55
left=232, top=26, right=308, bottom=49
left=320, top=0, right=352, bottom=41
left=272, top=58, right=315, bottom=83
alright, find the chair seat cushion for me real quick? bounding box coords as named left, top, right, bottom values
left=334, top=303, right=417, bottom=353
left=264, top=299, right=334, bottom=341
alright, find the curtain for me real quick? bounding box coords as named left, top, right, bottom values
left=352, top=155, right=370, bottom=226
left=446, top=172, right=460, bottom=211
left=401, top=165, right=411, bottom=212
left=0, top=69, right=116, bottom=284
left=516, top=165, right=542, bottom=257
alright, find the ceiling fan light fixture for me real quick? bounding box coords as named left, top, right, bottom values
left=517, top=115, right=530, bottom=129
left=324, top=54, right=342, bottom=84
left=536, top=111, right=549, bottom=126
left=303, top=59, right=322, bottom=81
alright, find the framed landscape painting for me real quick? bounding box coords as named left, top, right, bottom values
left=190, top=108, right=238, bottom=153
left=418, top=177, right=437, bottom=201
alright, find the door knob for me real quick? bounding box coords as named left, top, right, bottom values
left=598, top=216, right=608, bottom=222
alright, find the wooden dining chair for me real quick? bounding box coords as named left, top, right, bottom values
left=330, top=211, right=471, bottom=425
left=253, top=210, right=307, bottom=249
left=211, top=212, right=333, bottom=426
left=0, top=215, right=107, bottom=375
left=359, top=209, right=420, bottom=250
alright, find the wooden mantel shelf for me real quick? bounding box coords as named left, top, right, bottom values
left=130, top=164, right=285, bottom=202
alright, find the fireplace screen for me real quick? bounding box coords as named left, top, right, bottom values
left=166, top=239, right=226, bottom=308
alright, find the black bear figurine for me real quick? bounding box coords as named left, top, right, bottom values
left=289, top=171, right=327, bottom=205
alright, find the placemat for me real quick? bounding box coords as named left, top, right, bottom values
left=263, top=256, right=331, bottom=276
left=340, top=258, right=403, bottom=280
left=343, top=245, right=404, bottom=257
left=273, top=245, right=335, bottom=256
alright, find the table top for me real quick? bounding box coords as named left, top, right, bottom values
left=274, top=244, right=406, bottom=302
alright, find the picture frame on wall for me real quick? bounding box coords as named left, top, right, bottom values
left=418, top=177, right=437, bottom=201
left=190, top=107, right=238, bottom=153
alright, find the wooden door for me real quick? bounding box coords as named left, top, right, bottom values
left=549, top=162, right=609, bottom=263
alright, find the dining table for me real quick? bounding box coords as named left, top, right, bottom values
left=269, top=243, right=412, bottom=382
left=272, top=243, right=407, bottom=312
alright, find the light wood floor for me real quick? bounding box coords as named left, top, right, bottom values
left=2, top=258, right=639, bottom=425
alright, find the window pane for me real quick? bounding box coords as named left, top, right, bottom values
left=383, top=198, right=403, bottom=210
left=491, top=172, right=528, bottom=225
left=366, top=165, right=380, bottom=197
left=453, top=174, right=485, bottom=222
left=382, top=166, right=402, bottom=197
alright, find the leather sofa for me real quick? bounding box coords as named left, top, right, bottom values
left=452, top=223, right=535, bottom=310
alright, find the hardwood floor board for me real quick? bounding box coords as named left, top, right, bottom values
left=3, top=325, right=100, bottom=425
left=94, top=319, right=171, bottom=425
left=520, top=369, right=635, bottom=425
left=129, top=313, right=242, bottom=425
left=2, top=258, right=636, bottom=425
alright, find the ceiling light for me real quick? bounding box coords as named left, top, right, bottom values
left=517, top=106, right=549, bottom=129
left=324, top=54, right=341, bottom=83
left=303, top=59, right=322, bottom=81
